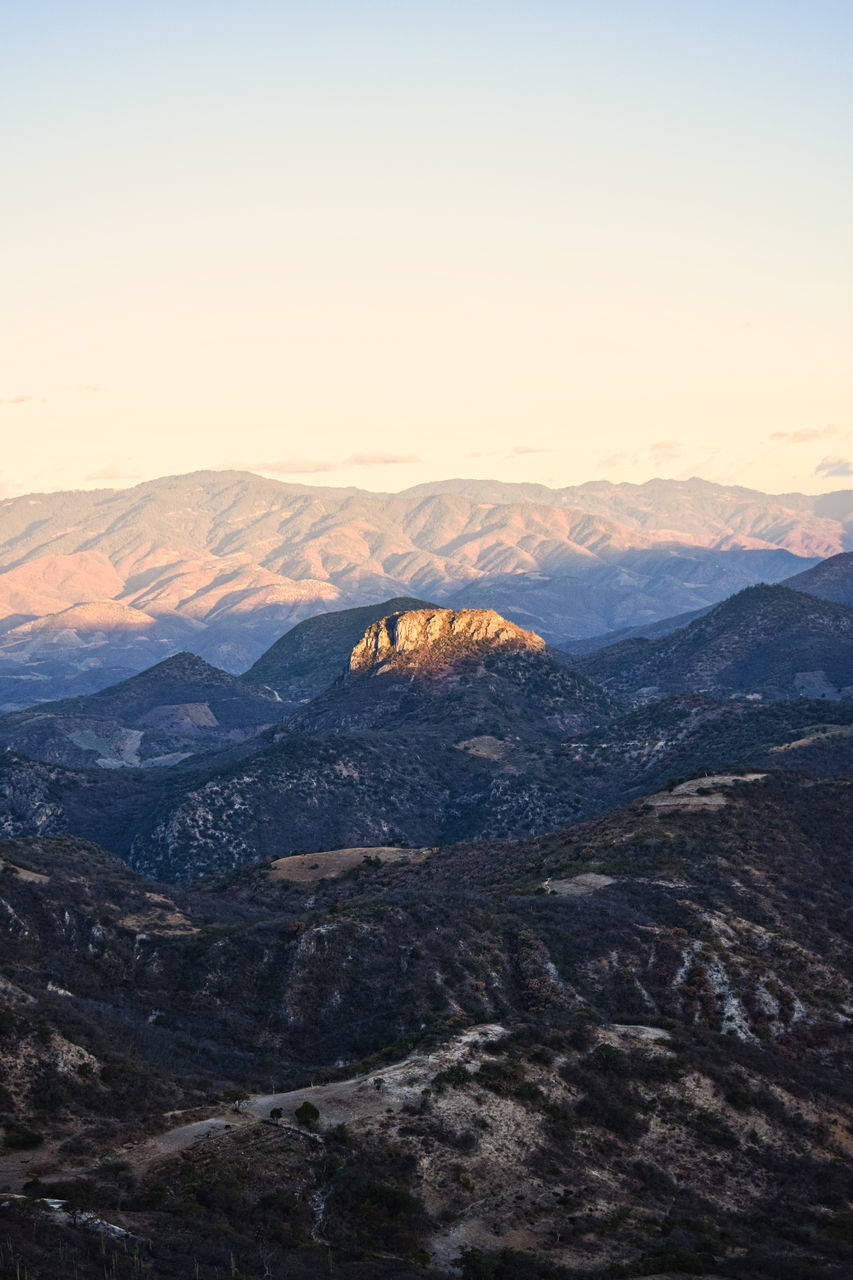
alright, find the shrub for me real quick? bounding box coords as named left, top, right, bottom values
left=3, top=1127, right=44, bottom=1151
left=295, top=1100, right=320, bottom=1126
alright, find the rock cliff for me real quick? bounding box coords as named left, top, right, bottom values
left=348, top=607, right=546, bottom=676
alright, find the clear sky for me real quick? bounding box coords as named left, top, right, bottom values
left=2, top=1, right=851, bottom=498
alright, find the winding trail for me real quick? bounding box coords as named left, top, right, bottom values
left=1, top=1023, right=504, bottom=1192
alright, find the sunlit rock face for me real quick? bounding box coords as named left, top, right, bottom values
left=348, top=607, right=546, bottom=677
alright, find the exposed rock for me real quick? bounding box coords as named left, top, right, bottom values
left=348, top=607, right=546, bottom=677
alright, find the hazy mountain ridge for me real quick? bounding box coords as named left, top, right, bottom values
left=0, top=472, right=844, bottom=703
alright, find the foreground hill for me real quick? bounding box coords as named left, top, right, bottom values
left=0, top=770, right=851, bottom=1278
left=572, top=584, right=853, bottom=704
left=0, top=472, right=837, bottom=701
left=0, top=652, right=279, bottom=768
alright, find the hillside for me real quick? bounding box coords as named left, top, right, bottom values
left=242, top=595, right=435, bottom=703
left=572, top=584, right=853, bottom=704
left=0, top=772, right=851, bottom=1278
left=3, top=596, right=853, bottom=883
left=783, top=550, right=853, bottom=605
left=0, top=652, right=279, bottom=768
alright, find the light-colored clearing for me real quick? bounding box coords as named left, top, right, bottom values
left=0, top=861, right=49, bottom=883
left=647, top=773, right=766, bottom=810
left=267, top=845, right=426, bottom=884
left=454, top=735, right=512, bottom=760
left=546, top=872, right=615, bottom=897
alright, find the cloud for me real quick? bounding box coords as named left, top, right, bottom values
left=596, top=441, right=682, bottom=472
left=242, top=452, right=419, bottom=475
left=596, top=452, right=627, bottom=470
left=648, top=440, right=683, bottom=460
left=83, top=462, right=142, bottom=482
left=246, top=458, right=340, bottom=475
left=815, top=455, right=853, bottom=478
left=0, top=395, right=33, bottom=405
left=771, top=426, right=839, bottom=444
left=343, top=452, right=419, bottom=467
left=511, top=446, right=553, bottom=456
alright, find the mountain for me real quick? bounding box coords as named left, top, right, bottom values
left=557, top=547, right=853, bottom=656
left=571, top=584, right=853, bottom=705
left=348, top=606, right=545, bottom=674
left=554, top=603, right=713, bottom=654
left=0, top=651, right=279, bottom=768
left=783, top=549, right=853, bottom=605
left=1, top=770, right=851, bottom=1278
left=4, top=599, right=853, bottom=883
left=242, top=595, right=435, bottom=704
left=0, top=471, right=844, bottom=702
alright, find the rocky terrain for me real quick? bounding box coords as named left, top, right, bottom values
left=1, top=471, right=843, bottom=704
left=0, top=769, right=851, bottom=1278
left=1, top=602, right=853, bottom=884
left=0, top=578, right=851, bottom=1278
left=242, top=594, right=435, bottom=704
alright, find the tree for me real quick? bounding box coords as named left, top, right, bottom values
left=223, top=1089, right=250, bottom=1113
left=294, top=1100, right=319, bottom=1127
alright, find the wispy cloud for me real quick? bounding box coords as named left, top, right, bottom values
left=84, top=462, right=142, bottom=482
left=596, top=441, right=683, bottom=471
left=344, top=452, right=419, bottom=466
left=235, top=452, right=419, bottom=476
left=464, top=446, right=551, bottom=459
left=772, top=426, right=839, bottom=444
left=241, top=458, right=340, bottom=475
left=0, top=395, right=33, bottom=406
left=815, top=455, right=853, bottom=478
left=648, top=440, right=683, bottom=459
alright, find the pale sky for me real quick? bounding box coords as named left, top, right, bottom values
left=1, top=1, right=851, bottom=499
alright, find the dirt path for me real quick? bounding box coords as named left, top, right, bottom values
left=1, top=1023, right=504, bottom=1192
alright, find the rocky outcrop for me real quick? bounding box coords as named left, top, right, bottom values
left=348, top=607, right=546, bottom=676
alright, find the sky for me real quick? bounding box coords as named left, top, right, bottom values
left=1, top=0, right=851, bottom=499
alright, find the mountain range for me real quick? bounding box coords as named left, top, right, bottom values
left=2, top=480, right=853, bottom=1278
left=3, top=471, right=852, bottom=708
left=0, top=587, right=851, bottom=884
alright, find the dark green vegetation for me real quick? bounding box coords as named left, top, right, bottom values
left=1, top=589, right=852, bottom=881
left=782, top=550, right=853, bottom=606
left=0, top=771, right=851, bottom=1277
left=242, top=595, right=436, bottom=703
left=571, top=584, right=853, bottom=703
left=0, top=651, right=279, bottom=768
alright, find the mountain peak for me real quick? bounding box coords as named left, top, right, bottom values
left=348, top=607, right=546, bottom=677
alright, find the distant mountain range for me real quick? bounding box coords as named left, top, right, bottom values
left=2, top=471, right=851, bottom=706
